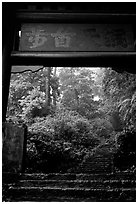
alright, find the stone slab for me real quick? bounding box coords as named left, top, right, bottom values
left=2, top=123, right=26, bottom=172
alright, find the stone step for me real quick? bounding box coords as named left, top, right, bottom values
left=77, top=163, right=113, bottom=173
left=3, top=172, right=136, bottom=202
left=81, top=160, right=111, bottom=163
left=3, top=172, right=136, bottom=182
left=86, top=156, right=112, bottom=159
left=8, top=179, right=135, bottom=189
left=79, top=166, right=112, bottom=170
left=77, top=169, right=112, bottom=173
left=3, top=186, right=136, bottom=202
left=80, top=163, right=112, bottom=166
left=78, top=150, right=114, bottom=173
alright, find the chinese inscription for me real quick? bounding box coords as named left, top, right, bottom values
left=26, top=28, right=48, bottom=48
left=20, top=24, right=134, bottom=51
left=26, top=27, right=76, bottom=49
left=51, top=29, right=76, bottom=47
left=104, top=29, right=128, bottom=48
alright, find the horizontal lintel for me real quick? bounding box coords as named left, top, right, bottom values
left=10, top=51, right=136, bottom=74
left=16, top=12, right=136, bottom=23
left=11, top=51, right=135, bottom=58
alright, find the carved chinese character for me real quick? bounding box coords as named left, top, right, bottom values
left=26, top=28, right=48, bottom=48
left=104, top=29, right=128, bottom=48
left=51, top=28, right=76, bottom=48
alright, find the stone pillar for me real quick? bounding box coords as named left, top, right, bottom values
left=2, top=123, right=27, bottom=173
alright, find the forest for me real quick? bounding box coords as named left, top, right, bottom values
left=6, top=67, right=136, bottom=173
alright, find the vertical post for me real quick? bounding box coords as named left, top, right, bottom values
left=2, top=3, right=16, bottom=121
left=2, top=48, right=12, bottom=122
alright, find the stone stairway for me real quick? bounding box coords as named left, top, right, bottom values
left=3, top=172, right=136, bottom=202
left=77, top=143, right=115, bottom=173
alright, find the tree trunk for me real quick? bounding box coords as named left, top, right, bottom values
left=45, top=67, right=51, bottom=107
left=74, top=88, right=79, bottom=107
left=53, top=67, right=57, bottom=108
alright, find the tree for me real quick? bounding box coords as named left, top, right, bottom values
left=58, top=67, right=103, bottom=119
left=50, top=67, right=60, bottom=108
left=7, top=67, right=60, bottom=122
left=102, top=68, right=136, bottom=132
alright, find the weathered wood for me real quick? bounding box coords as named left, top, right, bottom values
left=16, top=12, right=136, bottom=23
left=2, top=47, right=12, bottom=121
left=19, top=24, right=134, bottom=52
left=11, top=51, right=136, bottom=73
left=11, top=51, right=135, bottom=58
left=2, top=7, right=16, bottom=122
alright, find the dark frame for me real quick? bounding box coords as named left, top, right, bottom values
left=2, top=2, right=136, bottom=121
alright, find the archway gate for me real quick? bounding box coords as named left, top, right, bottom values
left=2, top=3, right=136, bottom=172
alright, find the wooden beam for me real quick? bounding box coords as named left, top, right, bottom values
left=11, top=51, right=135, bottom=58
left=11, top=51, right=136, bottom=73
left=16, top=12, right=135, bottom=23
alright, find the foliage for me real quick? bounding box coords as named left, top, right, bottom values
left=102, top=68, right=136, bottom=132
left=26, top=139, right=86, bottom=173
left=58, top=67, right=104, bottom=119
left=118, top=92, right=136, bottom=132
left=26, top=108, right=100, bottom=172
left=28, top=108, right=100, bottom=147
left=101, top=68, right=136, bottom=171
left=113, top=130, right=136, bottom=171
left=19, top=88, right=46, bottom=120
left=7, top=67, right=60, bottom=122
left=90, top=118, right=114, bottom=139
left=6, top=67, right=136, bottom=173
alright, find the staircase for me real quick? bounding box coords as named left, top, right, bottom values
left=3, top=172, right=136, bottom=202
left=77, top=143, right=115, bottom=173
left=3, top=143, right=136, bottom=202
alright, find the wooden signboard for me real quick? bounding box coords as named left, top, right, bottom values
left=19, top=24, right=135, bottom=52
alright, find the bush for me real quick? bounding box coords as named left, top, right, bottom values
left=26, top=108, right=100, bottom=172
left=90, top=118, right=114, bottom=139
left=113, top=130, right=136, bottom=171
left=26, top=139, right=87, bottom=173
left=29, top=108, right=99, bottom=147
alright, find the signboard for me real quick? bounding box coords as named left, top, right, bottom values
left=19, top=24, right=135, bottom=52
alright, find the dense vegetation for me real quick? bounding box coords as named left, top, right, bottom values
left=7, top=67, right=136, bottom=173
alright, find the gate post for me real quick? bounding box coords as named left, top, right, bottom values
left=2, top=4, right=16, bottom=122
